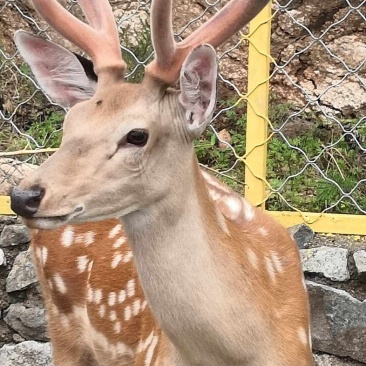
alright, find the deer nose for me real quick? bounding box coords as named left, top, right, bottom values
left=10, top=186, right=45, bottom=218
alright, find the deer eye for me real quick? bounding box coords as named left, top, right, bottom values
left=126, top=129, right=149, bottom=146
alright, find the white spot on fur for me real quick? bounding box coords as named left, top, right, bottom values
left=61, top=226, right=74, bottom=247
left=271, top=252, right=284, bottom=273
left=258, top=226, right=269, bottom=236
left=264, top=257, right=276, bottom=283
left=60, top=314, right=70, bottom=327
left=123, top=251, right=133, bottom=263
left=35, top=247, right=42, bottom=262
left=141, top=300, right=148, bottom=311
left=208, top=187, right=221, bottom=201
left=108, top=292, right=116, bottom=306
left=114, top=321, right=121, bottom=334
left=111, top=253, right=123, bottom=268
left=302, top=277, right=307, bottom=291
left=298, top=327, right=307, bottom=346
left=242, top=199, right=255, bottom=221
left=98, top=304, right=106, bottom=318
left=247, top=248, right=259, bottom=270
left=145, top=335, right=159, bottom=366
left=87, top=287, right=94, bottom=302
left=84, top=231, right=95, bottom=245
left=126, top=279, right=135, bottom=297
left=225, top=196, right=242, bottom=220
left=133, top=298, right=141, bottom=316
left=109, top=310, right=117, bottom=321
left=113, top=236, right=127, bottom=249
left=138, top=331, right=154, bottom=353
left=53, top=274, right=67, bottom=294
left=41, top=247, right=48, bottom=266
left=308, top=325, right=312, bottom=348
left=109, top=224, right=122, bottom=239
left=118, top=290, right=126, bottom=303
left=87, top=260, right=93, bottom=272
left=124, top=305, right=132, bottom=321
left=76, top=255, right=89, bottom=273
left=94, top=289, right=102, bottom=304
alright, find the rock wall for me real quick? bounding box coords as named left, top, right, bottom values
left=0, top=219, right=365, bottom=365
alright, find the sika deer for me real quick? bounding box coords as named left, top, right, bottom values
left=11, top=0, right=312, bottom=365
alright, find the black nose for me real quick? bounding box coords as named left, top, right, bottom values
left=10, top=186, right=45, bottom=218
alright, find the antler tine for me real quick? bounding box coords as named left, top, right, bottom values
left=145, top=0, right=270, bottom=85
left=32, top=0, right=125, bottom=77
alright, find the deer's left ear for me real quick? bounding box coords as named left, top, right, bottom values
left=179, top=44, right=218, bottom=138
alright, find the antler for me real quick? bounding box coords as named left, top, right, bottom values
left=146, top=0, right=270, bottom=85
left=31, top=0, right=125, bottom=77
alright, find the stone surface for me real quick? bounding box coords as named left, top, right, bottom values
left=0, top=216, right=18, bottom=232
left=288, top=223, right=315, bottom=249
left=314, top=352, right=364, bottom=366
left=0, top=341, right=52, bottom=366
left=6, top=250, right=37, bottom=292
left=353, top=250, right=366, bottom=283
left=4, top=304, right=48, bottom=341
left=308, top=281, right=366, bottom=363
left=0, top=249, right=6, bottom=266
left=0, top=225, right=30, bottom=247
left=301, top=246, right=350, bottom=281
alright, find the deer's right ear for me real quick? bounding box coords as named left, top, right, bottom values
left=14, top=30, right=97, bottom=108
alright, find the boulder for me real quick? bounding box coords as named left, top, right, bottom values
left=4, top=304, right=48, bottom=341
left=6, top=250, right=37, bottom=292
left=0, top=341, right=51, bottom=366
left=308, top=281, right=366, bottom=363
left=301, top=246, right=350, bottom=281
left=0, top=225, right=30, bottom=247
left=353, top=250, right=366, bottom=283
left=288, top=223, right=314, bottom=249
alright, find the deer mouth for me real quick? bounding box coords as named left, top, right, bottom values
left=23, top=206, right=84, bottom=230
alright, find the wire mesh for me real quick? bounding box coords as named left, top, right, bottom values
left=0, top=0, right=366, bottom=227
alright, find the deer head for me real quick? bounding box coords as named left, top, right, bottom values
left=11, top=0, right=269, bottom=229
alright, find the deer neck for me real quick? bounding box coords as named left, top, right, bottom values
left=121, top=155, right=229, bottom=355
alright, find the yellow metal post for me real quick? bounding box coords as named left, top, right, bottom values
left=0, top=196, right=14, bottom=215
left=244, top=3, right=272, bottom=208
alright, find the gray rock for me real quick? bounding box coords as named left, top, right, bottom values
left=6, top=250, right=38, bottom=292
left=300, top=246, right=350, bottom=281
left=0, top=248, right=6, bottom=266
left=353, top=250, right=366, bottom=283
left=288, top=224, right=314, bottom=249
left=308, top=281, right=366, bottom=363
left=0, top=224, right=30, bottom=247
left=313, top=352, right=364, bottom=365
left=0, top=341, right=51, bottom=366
left=0, top=216, right=18, bottom=231
left=13, top=334, right=25, bottom=343
left=4, top=304, right=49, bottom=341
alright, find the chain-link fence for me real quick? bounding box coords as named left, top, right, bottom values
left=1, top=0, right=366, bottom=234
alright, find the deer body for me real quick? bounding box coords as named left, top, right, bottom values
left=123, top=162, right=310, bottom=365
left=11, top=0, right=312, bottom=364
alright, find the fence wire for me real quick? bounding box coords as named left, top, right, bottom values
left=0, top=0, right=366, bottom=224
